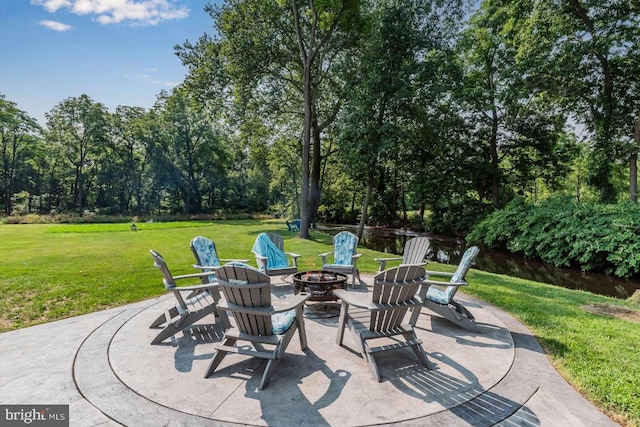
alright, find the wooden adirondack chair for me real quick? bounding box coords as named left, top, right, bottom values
left=149, top=250, right=230, bottom=345
left=204, top=265, right=311, bottom=389
left=409, top=246, right=481, bottom=333
left=374, top=236, right=431, bottom=272
left=190, top=235, right=250, bottom=282
left=333, top=265, right=432, bottom=382
left=251, top=232, right=300, bottom=278
left=319, top=231, right=362, bottom=286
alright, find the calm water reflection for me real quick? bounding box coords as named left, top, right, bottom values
left=317, top=223, right=640, bottom=299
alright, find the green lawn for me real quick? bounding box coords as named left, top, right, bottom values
left=0, top=219, right=638, bottom=426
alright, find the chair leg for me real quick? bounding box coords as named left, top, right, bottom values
left=336, top=302, right=349, bottom=345
left=277, top=327, right=296, bottom=358
left=150, top=306, right=179, bottom=328
left=403, top=331, right=432, bottom=369
left=217, top=309, right=231, bottom=330
left=260, top=358, right=281, bottom=390
left=151, top=324, right=181, bottom=345
left=295, top=307, right=308, bottom=350
left=365, top=350, right=382, bottom=382
left=204, top=337, right=236, bottom=378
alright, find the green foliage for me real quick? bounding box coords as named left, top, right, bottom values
left=467, top=197, right=640, bottom=278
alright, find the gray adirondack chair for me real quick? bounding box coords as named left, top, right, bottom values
left=374, top=236, right=431, bottom=272
left=333, top=265, right=432, bottom=382
left=409, top=246, right=481, bottom=333
left=251, top=232, right=300, bottom=278
left=149, top=250, right=230, bottom=345
left=190, top=235, right=250, bottom=281
left=319, top=231, right=362, bottom=286
left=204, top=265, right=311, bottom=389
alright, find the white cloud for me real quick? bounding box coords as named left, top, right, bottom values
left=32, top=0, right=189, bottom=26
left=39, top=19, right=73, bottom=31
left=31, top=0, right=72, bottom=13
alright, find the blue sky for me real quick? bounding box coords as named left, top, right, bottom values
left=1, top=0, right=222, bottom=126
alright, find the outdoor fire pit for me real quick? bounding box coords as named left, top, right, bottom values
left=292, top=271, right=348, bottom=302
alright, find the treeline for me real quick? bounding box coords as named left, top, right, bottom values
left=2, top=0, right=640, bottom=234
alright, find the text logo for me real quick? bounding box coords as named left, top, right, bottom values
left=1, top=405, right=68, bottom=426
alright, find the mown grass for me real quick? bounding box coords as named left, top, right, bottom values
left=0, top=219, right=638, bottom=426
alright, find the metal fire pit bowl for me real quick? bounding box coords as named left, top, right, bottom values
left=292, top=271, right=348, bottom=302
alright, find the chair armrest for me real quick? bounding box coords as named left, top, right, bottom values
left=273, top=292, right=311, bottom=312
left=285, top=252, right=301, bottom=268
left=424, top=270, right=454, bottom=278
left=352, top=253, right=362, bottom=268
left=374, top=257, right=403, bottom=262
left=255, top=255, right=268, bottom=262
left=219, top=258, right=250, bottom=263
left=318, top=251, right=333, bottom=264
left=172, top=271, right=218, bottom=281
left=170, top=282, right=221, bottom=292
left=423, top=279, right=468, bottom=287
left=375, top=256, right=402, bottom=271
left=333, top=289, right=370, bottom=309
left=192, top=264, right=221, bottom=271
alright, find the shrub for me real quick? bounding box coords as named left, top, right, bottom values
left=467, top=197, right=640, bottom=278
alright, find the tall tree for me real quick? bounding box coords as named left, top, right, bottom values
left=511, top=0, right=640, bottom=202
left=459, top=1, right=570, bottom=208
left=177, top=0, right=361, bottom=237
left=149, top=88, right=228, bottom=214
left=102, top=105, right=151, bottom=214
left=0, top=94, right=42, bottom=215
left=45, top=94, right=108, bottom=213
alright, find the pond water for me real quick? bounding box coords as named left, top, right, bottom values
left=316, top=223, right=640, bottom=299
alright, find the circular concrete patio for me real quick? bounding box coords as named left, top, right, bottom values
left=64, top=276, right=618, bottom=426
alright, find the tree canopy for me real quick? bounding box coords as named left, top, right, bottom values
left=2, top=0, right=639, bottom=236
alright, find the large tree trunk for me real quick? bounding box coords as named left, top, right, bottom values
left=309, top=119, right=322, bottom=224
left=490, top=106, right=500, bottom=207
left=292, top=0, right=312, bottom=238
left=357, top=177, right=374, bottom=242
left=299, top=64, right=312, bottom=238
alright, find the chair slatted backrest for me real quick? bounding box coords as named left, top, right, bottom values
left=370, top=265, right=426, bottom=331
left=444, top=246, right=480, bottom=301
left=150, top=250, right=187, bottom=310
left=402, top=237, right=431, bottom=265
left=190, top=236, right=220, bottom=268
left=216, top=265, right=273, bottom=336
left=266, top=233, right=285, bottom=252
left=333, top=231, right=358, bottom=265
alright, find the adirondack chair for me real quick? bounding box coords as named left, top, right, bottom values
left=251, top=232, right=300, bottom=278
left=318, top=231, right=362, bottom=286
left=204, top=265, right=312, bottom=389
left=333, top=265, right=431, bottom=382
left=149, top=250, right=230, bottom=345
left=409, top=246, right=481, bottom=333
left=190, top=236, right=250, bottom=282
left=374, top=236, right=431, bottom=272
